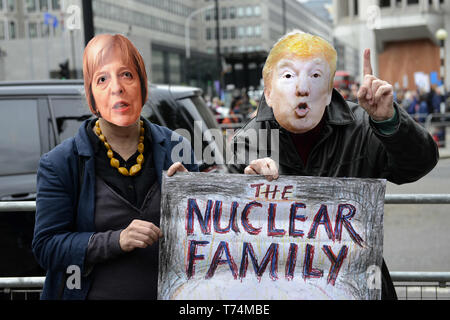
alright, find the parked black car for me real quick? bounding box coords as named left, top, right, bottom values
left=0, top=80, right=228, bottom=278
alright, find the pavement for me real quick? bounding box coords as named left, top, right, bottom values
left=439, top=146, right=450, bottom=159
left=437, top=132, right=450, bottom=159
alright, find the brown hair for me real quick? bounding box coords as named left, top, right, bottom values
left=82, top=34, right=148, bottom=114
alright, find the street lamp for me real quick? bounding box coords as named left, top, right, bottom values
left=435, top=28, right=447, bottom=93
left=185, top=5, right=214, bottom=59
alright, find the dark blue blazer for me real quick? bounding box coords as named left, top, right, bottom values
left=32, top=119, right=198, bottom=299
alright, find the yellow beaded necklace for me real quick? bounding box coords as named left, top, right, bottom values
left=94, top=119, right=145, bottom=176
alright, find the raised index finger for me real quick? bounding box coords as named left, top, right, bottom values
left=363, top=48, right=373, bottom=76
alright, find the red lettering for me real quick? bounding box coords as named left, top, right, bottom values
left=260, top=184, right=280, bottom=199
left=250, top=183, right=264, bottom=198
left=281, top=185, right=294, bottom=200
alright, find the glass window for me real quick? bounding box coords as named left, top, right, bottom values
left=26, top=0, right=37, bottom=12
left=7, top=0, right=14, bottom=12
left=254, top=5, right=261, bottom=16
left=51, top=98, right=92, bottom=142
left=51, top=0, right=60, bottom=10
left=246, top=6, right=253, bottom=16
left=238, top=26, right=245, bottom=38
left=29, top=22, right=38, bottom=38
left=229, top=6, right=236, bottom=19
left=221, top=7, right=227, bottom=19
left=206, top=27, right=212, bottom=40
left=407, top=0, right=418, bottom=4
left=254, top=25, right=261, bottom=37
left=41, top=21, right=49, bottom=37
left=222, top=26, right=227, bottom=39
left=246, top=26, right=253, bottom=37
left=151, top=49, right=165, bottom=83
left=0, top=21, right=4, bottom=40
left=168, top=52, right=181, bottom=84
left=205, top=8, right=212, bottom=20
left=0, top=99, right=40, bottom=175
left=230, top=26, right=236, bottom=39
left=9, top=21, right=15, bottom=39
left=237, top=7, right=244, bottom=18
left=40, top=0, right=48, bottom=11
left=379, top=0, right=390, bottom=6
left=0, top=0, right=3, bottom=10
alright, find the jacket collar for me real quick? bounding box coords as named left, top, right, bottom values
left=75, top=120, right=95, bottom=157
left=255, top=88, right=355, bottom=126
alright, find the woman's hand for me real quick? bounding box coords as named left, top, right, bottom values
left=119, top=219, right=163, bottom=252
left=167, top=161, right=188, bottom=176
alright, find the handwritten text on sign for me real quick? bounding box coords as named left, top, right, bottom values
left=158, top=173, right=385, bottom=300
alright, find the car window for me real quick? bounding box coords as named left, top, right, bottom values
left=183, top=96, right=219, bottom=131
left=142, top=100, right=164, bottom=127
left=176, top=97, right=226, bottom=169
left=50, top=97, right=93, bottom=142
left=0, top=99, right=40, bottom=175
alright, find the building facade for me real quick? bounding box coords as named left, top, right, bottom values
left=333, top=0, right=450, bottom=92
left=199, top=0, right=334, bottom=91
left=0, top=0, right=335, bottom=93
left=0, top=0, right=82, bottom=81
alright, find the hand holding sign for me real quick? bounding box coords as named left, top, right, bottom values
left=244, top=157, right=279, bottom=182
left=167, top=161, right=188, bottom=177
left=357, top=49, right=394, bottom=121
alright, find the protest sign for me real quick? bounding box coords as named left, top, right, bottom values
left=158, top=172, right=385, bottom=300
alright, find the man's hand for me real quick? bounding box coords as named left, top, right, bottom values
left=167, top=161, right=188, bottom=176
left=119, top=219, right=163, bottom=252
left=244, top=158, right=279, bottom=181
left=357, top=49, right=394, bottom=121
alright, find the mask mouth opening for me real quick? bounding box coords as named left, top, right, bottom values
left=113, top=101, right=130, bottom=109
left=297, top=102, right=308, bottom=110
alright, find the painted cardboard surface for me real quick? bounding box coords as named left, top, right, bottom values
left=158, top=172, right=385, bottom=300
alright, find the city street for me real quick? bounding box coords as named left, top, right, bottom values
left=384, top=156, right=450, bottom=272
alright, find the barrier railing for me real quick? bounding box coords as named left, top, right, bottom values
left=390, top=272, right=450, bottom=300
left=1, top=196, right=449, bottom=300
left=2, top=194, right=450, bottom=212
left=424, top=113, right=450, bottom=130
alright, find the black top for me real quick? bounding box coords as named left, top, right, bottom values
left=86, top=118, right=156, bottom=208
left=289, top=116, right=326, bottom=166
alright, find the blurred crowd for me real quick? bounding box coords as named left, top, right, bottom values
left=205, top=83, right=450, bottom=130
left=338, top=83, right=450, bottom=125
left=204, top=89, right=259, bottom=125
